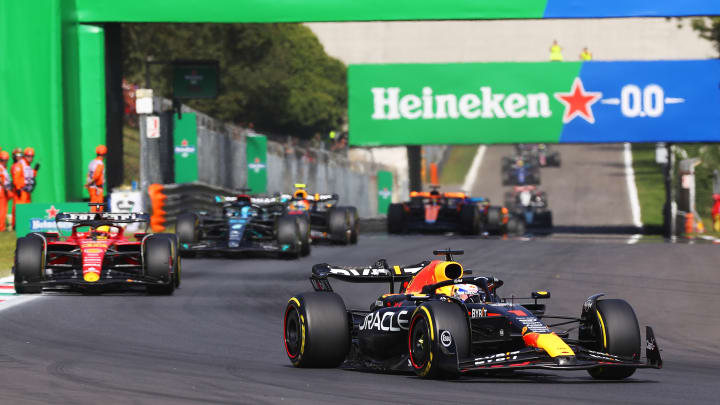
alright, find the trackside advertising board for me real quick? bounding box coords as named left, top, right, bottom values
left=174, top=113, right=199, bottom=183
left=15, top=202, right=89, bottom=237
left=377, top=171, right=393, bottom=215
left=75, top=1, right=720, bottom=23
left=246, top=134, right=268, bottom=193
left=348, top=60, right=720, bottom=146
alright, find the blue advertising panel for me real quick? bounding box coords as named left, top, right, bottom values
left=560, top=60, right=720, bottom=143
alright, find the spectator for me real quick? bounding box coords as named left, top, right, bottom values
left=86, top=145, right=107, bottom=212
left=0, top=151, right=12, bottom=231
left=580, top=46, right=593, bottom=61
left=712, top=194, right=720, bottom=232
left=550, top=40, right=563, bottom=62
left=12, top=147, right=38, bottom=229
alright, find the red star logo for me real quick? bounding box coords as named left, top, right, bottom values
left=46, top=205, right=59, bottom=219
left=554, top=78, right=603, bottom=124
left=181, top=139, right=188, bottom=146
left=254, top=157, right=260, bottom=163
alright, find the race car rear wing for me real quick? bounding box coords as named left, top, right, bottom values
left=56, top=212, right=150, bottom=224
left=310, top=260, right=429, bottom=293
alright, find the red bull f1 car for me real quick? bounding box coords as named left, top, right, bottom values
left=13, top=210, right=180, bottom=295
left=387, top=187, right=521, bottom=235
left=283, top=249, right=662, bottom=379
left=283, top=184, right=358, bottom=245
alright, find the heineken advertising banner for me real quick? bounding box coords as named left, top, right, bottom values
left=78, top=1, right=720, bottom=23
left=15, top=202, right=89, bottom=237
left=246, top=134, right=268, bottom=193
left=377, top=171, right=393, bottom=215
left=349, top=60, right=720, bottom=145
left=174, top=113, right=199, bottom=183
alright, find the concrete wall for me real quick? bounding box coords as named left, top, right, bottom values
left=150, top=103, right=399, bottom=218
left=306, top=18, right=715, bottom=64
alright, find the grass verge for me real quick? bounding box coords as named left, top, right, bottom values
left=0, top=231, right=16, bottom=278
left=631, top=144, right=665, bottom=228
left=632, top=143, right=720, bottom=237
left=124, top=124, right=140, bottom=186
left=439, top=145, right=479, bottom=185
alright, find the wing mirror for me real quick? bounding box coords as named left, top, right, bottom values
left=531, top=291, right=551, bottom=299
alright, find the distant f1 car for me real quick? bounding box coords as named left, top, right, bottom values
left=282, top=184, right=358, bottom=245
left=14, top=207, right=180, bottom=295
left=501, top=157, right=541, bottom=186
left=515, top=144, right=561, bottom=167
left=176, top=193, right=309, bottom=259
left=387, top=187, right=521, bottom=235
left=283, top=249, right=662, bottom=379
left=504, top=185, right=553, bottom=228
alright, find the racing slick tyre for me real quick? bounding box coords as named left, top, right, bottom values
left=176, top=212, right=199, bottom=258
left=507, top=216, right=525, bottom=236
left=408, top=301, right=470, bottom=379
left=277, top=215, right=302, bottom=259
left=328, top=208, right=351, bottom=245
left=586, top=299, right=641, bottom=380
left=283, top=292, right=350, bottom=368
left=501, top=170, right=511, bottom=186
left=294, top=213, right=311, bottom=257
left=537, top=211, right=553, bottom=228
left=14, top=235, right=45, bottom=294
left=343, top=206, right=359, bottom=244
left=155, top=233, right=181, bottom=289
left=486, top=206, right=503, bottom=231
left=501, top=156, right=513, bottom=171
left=387, top=203, right=406, bottom=234
left=504, top=191, right=514, bottom=208
left=459, top=204, right=480, bottom=235
left=143, top=235, right=175, bottom=295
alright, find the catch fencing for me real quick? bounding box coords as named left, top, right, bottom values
left=140, top=99, right=403, bottom=218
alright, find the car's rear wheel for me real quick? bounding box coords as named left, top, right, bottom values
left=155, top=233, right=181, bottom=288
left=343, top=207, right=359, bottom=244
left=587, top=299, right=640, bottom=380
left=486, top=206, right=502, bottom=230
left=408, top=301, right=470, bottom=379
left=14, top=236, right=45, bottom=294
left=176, top=212, right=199, bottom=244
left=283, top=292, right=350, bottom=368
left=459, top=204, right=479, bottom=235
left=277, top=215, right=301, bottom=259
left=328, top=208, right=350, bottom=245
left=387, top=203, right=405, bottom=234
left=294, top=213, right=311, bottom=256
left=144, top=235, right=175, bottom=295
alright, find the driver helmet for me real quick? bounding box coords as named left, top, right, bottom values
left=240, top=206, right=253, bottom=218
left=451, top=284, right=480, bottom=302
left=516, top=159, right=524, bottom=167
left=293, top=189, right=308, bottom=199
left=95, top=225, right=111, bottom=239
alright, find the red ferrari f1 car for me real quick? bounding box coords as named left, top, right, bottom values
left=13, top=209, right=180, bottom=295
left=283, top=249, right=662, bottom=379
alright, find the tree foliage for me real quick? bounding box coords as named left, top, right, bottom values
left=691, top=17, right=720, bottom=55
left=123, top=23, right=347, bottom=138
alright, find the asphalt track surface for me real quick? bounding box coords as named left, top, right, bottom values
left=471, top=144, right=636, bottom=232
left=1, top=234, right=719, bottom=404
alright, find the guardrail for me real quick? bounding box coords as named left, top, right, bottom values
left=147, top=182, right=235, bottom=231
left=147, top=181, right=387, bottom=233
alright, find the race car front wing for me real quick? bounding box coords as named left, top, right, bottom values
left=452, top=326, right=662, bottom=373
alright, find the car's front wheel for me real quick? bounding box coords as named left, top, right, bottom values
left=586, top=299, right=640, bottom=380
left=283, top=292, right=350, bottom=368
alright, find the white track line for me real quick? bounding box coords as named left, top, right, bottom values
left=623, top=143, right=643, bottom=244
left=461, top=145, right=487, bottom=193
left=0, top=275, right=41, bottom=312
